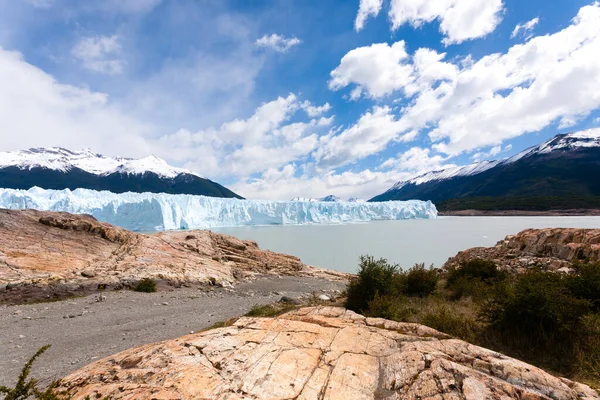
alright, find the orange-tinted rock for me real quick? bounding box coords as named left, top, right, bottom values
left=57, top=307, right=599, bottom=400
left=0, top=209, right=347, bottom=303
left=444, top=228, right=600, bottom=273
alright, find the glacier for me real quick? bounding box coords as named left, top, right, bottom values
left=0, top=187, right=437, bottom=231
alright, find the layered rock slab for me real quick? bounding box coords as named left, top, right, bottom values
left=444, top=228, right=600, bottom=274
left=57, top=307, right=599, bottom=400
left=0, top=209, right=346, bottom=303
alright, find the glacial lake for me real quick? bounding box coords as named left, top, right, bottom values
left=212, top=216, right=600, bottom=273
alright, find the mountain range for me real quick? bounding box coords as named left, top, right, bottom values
left=370, top=128, right=600, bottom=211
left=0, top=147, right=242, bottom=198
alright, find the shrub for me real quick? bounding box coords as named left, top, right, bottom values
left=365, top=293, right=411, bottom=321
left=404, top=263, right=438, bottom=297
left=481, top=270, right=593, bottom=371
left=446, top=259, right=507, bottom=300
left=345, top=256, right=401, bottom=312
left=133, top=278, right=157, bottom=293
left=421, top=305, right=478, bottom=343
left=567, top=262, right=600, bottom=312
left=246, top=303, right=296, bottom=318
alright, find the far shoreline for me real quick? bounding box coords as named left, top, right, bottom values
left=438, top=209, right=600, bottom=216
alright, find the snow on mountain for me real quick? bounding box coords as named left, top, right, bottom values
left=0, top=147, right=203, bottom=179
left=387, top=128, right=600, bottom=192
left=0, top=187, right=437, bottom=231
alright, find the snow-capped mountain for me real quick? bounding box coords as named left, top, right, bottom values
left=0, top=147, right=242, bottom=198
left=385, top=128, right=600, bottom=193
left=371, top=128, right=600, bottom=208
left=291, top=195, right=364, bottom=203
left=0, top=147, right=203, bottom=178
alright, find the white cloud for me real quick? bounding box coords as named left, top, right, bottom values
left=355, top=0, right=383, bottom=31
left=301, top=101, right=331, bottom=117
left=330, top=43, right=457, bottom=99
left=72, top=35, right=124, bottom=75
left=335, top=3, right=600, bottom=157
left=313, top=106, right=410, bottom=170
left=357, top=0, right=504, bottom=45
left=511, top=17, right=540, bottom=40
left=0, top=46, right=152, bottom=156
left=232, top=165, right=408, bottom=200
left=152, top=94, right=332, bottom=179
left=255, top=34, right=301, bottom=53
left=471, top=145, right=502, bottom=161
left=379, top=147, right=450, bottom=173
left=329, top=41, right=414, bottom=98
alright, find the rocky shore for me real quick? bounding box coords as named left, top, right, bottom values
left=444, top=227, right=600, bottom=274
left=0, top=209, right=347, bottom=304
left=56, top=306, right=599, bottom=400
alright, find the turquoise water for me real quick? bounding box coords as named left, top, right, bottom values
left=213, top=216, right=600, bottom=273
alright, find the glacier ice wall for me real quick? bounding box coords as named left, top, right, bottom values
left=0, top=187, right=437, bottom=231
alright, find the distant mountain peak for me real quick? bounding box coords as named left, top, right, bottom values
left=0, top=147, right=204, bottom=179
left=371, top=127, right=600, bottom=205
left=386, top=128, right=600, bottom=193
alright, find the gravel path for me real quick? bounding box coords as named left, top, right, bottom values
left=0, top=275, right=345, bottom=387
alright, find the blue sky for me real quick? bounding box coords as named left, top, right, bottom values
left=1, top=0, right=599, bottom=200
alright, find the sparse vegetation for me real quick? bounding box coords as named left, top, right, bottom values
left=133, top=278, right=156, bottom=293
left=245, top=303, right=297, bottom=318
left=346, top=255, right=600, bottom=387
left=0, top=345, right=107, bottom=400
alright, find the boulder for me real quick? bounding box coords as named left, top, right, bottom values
left=57, top=307, right=599, bottom=400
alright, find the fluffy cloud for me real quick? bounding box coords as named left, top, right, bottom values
left=334, top=3, right=600, bottom=157
left=153, top=94, right=333, bottom=179
left=301, top=101, right=331, bottom=117
left=255, top=34, right=301, bottom=53
left=355, top=0, right=383, bottom=31
left=329, top=41, right=414, bottom=98
left=232, top=165, right=408, bottom=200
left=511, top=17, right=540, bottom=40
left=379, top=147, right=449, bottom=173
left=72, top=35, right=124, bottom=75
left=356, top=0, right=504, bottom=45
left=314, top=106, right=412, bottom=170
left=0, top=46, right=152, bottom=156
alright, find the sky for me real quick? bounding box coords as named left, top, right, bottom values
left=1, top=0, right=600, bottom=200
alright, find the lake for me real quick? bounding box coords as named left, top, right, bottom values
left=213, top=216, right=600, bottom=273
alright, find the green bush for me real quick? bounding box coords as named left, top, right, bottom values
left=421, top=306, right=478, bottom=343
left=568, top=262, right=600, bottom=311
left=481, top=270, right=593, bottom=371
left=345, top=256, right=402, bottom=312
left=133, top=278, right=157, bottom=293
left=446, top=259, right=507, bottom=300
left=404, top=263, right=439, bottom=297
left=365, top=293, right=411, bottom=321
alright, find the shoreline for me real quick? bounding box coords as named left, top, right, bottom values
left=438, top=209, right=600, bottom=216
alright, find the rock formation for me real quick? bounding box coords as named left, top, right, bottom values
left=0, top=209, right=347, bottom=304
left=57, top=306, right=599, bottom=399
left=444, top=228, right=600, bottom=274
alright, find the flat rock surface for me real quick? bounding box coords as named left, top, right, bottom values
left=56, top=307, right=599, bottom=400
left=0, top=276, right=344, bottom=387
left=444, top=228, right=600, bottom=273
left=0, top=209, right=347, bottom=304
